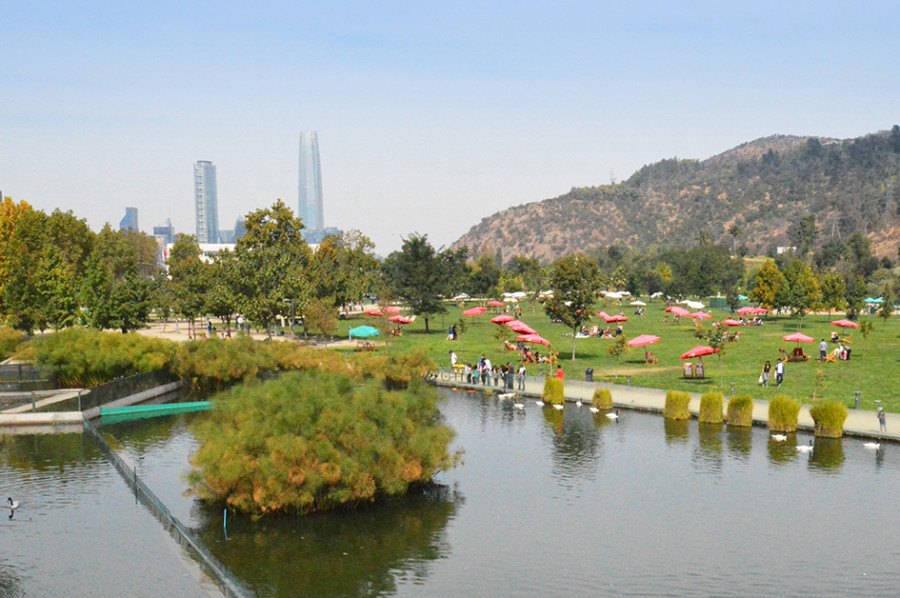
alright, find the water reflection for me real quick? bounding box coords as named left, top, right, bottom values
left=664, top=419, right=689, bottom=444
left=542, top=406, right=564, bottom=435
left=196, top=484, right=462, bottom=597
left=0, top=567, right=22, bottom=598
left=546, top=409, right=601, bottom=478
left=726, top=426, right=752, bottom=459
left=694, top=423, right=723, bottom=473
left=0, top=433, right=91, bottom=472
left=809, top=438, right=845, bottom=472
left=767, top=434, right=799, bottom=465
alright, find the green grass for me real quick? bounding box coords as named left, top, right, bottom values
left=769, top=394, right=801, bottom=433
left=331, top=301, right=900, bottom=412
left=698, top=391, right=724, bottom=424
left=726, top=395, right=754, bottom=427
left=809, top=400, right=849, bottom=438
left=664, top=390, right=691, bottom=420
left=542, top=377, right=564, bottom=405
left=591, top=387, right=613, bottom=410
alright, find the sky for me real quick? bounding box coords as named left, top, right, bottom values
left=2, top=1, right=898, bottom=254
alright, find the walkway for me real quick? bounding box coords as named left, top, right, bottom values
left=433, top=369, right=900, bottom=442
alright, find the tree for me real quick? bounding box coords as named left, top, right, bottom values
left=782, top=260, right=822, bottom=326
left=205, top=250, right=239, bottom=334
left=381, top=234, right=445, bottom=333
left=819, top=273, right=846, bottom=313
left=169, top=234, right=209, bottom=338
left=0, top=197, right=33, bottom=315
left=749, top=259, right=786, bottom=309
left=543, top=254, right=600, bottom=360
left=791, top=214, right=817, bottom=256
left=844, top=275, right=867, bottom=319
left=607, top=335, right=628, bottom=379
left=506, top=255, right=545, bottom=291
left=726, top=223, right=742, bottom=255
left=878, top=291, right=893, bottom=325
left=466, top=254, right=501, bottom=296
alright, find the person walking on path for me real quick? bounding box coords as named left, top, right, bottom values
left=555, top=366, right=564, bottom=380
left=517, top=364, right=526, bottom=390
left=775, top=359, right=785, bottom=387
left=761, top=361, right=771, bottom=387
left=878, top=408, right=887, bottom=432
left=819, top=339, right=827, bottom=362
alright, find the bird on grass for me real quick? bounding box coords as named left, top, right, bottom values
left=796, top=440, right=814, bottom=453
left=771, top=434, right=788, bottom=442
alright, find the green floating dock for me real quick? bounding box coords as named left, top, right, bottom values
left=100, top=401, right=211, bottom=423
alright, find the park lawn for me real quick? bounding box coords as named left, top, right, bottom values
left=333, top=301, right=900, bottom=413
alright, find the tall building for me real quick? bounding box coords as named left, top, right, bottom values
left=298, top=131, right=324, bottom=236
left=152, top=219, right=175, bottom=245
left=194, top=160, right=219, bottom=244
left=119, top=207, right=139, bottom=232
left=233, top=216, right=247, bottom=242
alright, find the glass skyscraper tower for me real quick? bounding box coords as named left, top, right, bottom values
left=194, top=160, right=219, bottom=244
left=298, top=131, right=324, bottom=233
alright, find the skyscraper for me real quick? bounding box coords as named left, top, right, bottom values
left=298, top=131, right=324, bottom=235
left=194, top=160, right=219, bottom=244
left=152, top=219, right=175, bottom=245
left=119, top=207, right=139, bottom=232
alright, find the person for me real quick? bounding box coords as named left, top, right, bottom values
left=845, top=345, right=852, bottom=361
left=449, top=351, right=458, bottom=367
left=585, top=367, right=594, bottom=382
left=819, top=339, right=827, bottom=362
left=451, top=324, right=458, bottom=340
left=517, top=363, right=526, bottom=390
left=464, top=363, right=473, bottom=384
left=831, top=331, right=839, bottom=343
left=555, top=365, right=564, bottom=380
left=761, top=360, right=771, bottom=386
left=494, top=365, right=502, bottom=387
left=878, top=408, right=887, bottom=432
left=506, top=363, right=515, bottom=389
left=483, top=358, right=492, bottom=385
left=775, top=358, right=785, bottom=387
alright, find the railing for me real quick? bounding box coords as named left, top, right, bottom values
left=431, top=367, right=616, bottom=394
left=79, top=371, right=179, bottom=412
left=0, top=363, right=54, bottom=392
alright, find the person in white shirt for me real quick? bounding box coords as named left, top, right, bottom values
left=449, top=351, right=457, bottom=366
left=775, top=359, right=785, bottom=386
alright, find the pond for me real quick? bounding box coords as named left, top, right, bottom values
left=101, top=387, right=900, bottom=597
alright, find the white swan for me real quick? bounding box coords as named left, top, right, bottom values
left=864, top=442, right=881, bottom=450
left=1, top=497, right=19, bottom=511
left=513, top=402, right=524, bottom=409
left=606, top=410, right=620, bottom=420
left=498, top=392, right=515, bottom=400
left=553, top=403, right=564, bottom=411
left=771, top=434, right=788, bottom=442
left=589, top=407, right=599, bottom=414
left=535, top=400, right=545, bottom=407
left=796, top=440, right=814, bottom=453
left=576, top=400, right=583, bottom=407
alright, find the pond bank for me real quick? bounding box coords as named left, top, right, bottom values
left=432, top=369, right=900, bottom=442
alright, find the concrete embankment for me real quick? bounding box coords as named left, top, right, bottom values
left=432, top=369, right=900, bottom=442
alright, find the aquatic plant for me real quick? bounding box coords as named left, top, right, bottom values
left=591, top=387, right=613, bottom=410
left=189, top=370, right=460, bottom=515
left=698, top=391, right=724, bottom=424
left=542, top=377, right=565, bottom=405
left=809, top=400, right=848, bottom=438
left=664, top=390, right=691, bottom=420
left=726, top=395, right=754, bottom=427
left=769, top=395, right=801, bottom=433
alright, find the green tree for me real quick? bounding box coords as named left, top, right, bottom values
left=782, top=260, right=822, bottom=326
left=0, top=197, right=33, bottom=315
left=169, top=234, right=209, bottom=338
left=543, top=254, right=600, bottom=360
left=607, top=335, right=629, bottom=378
left=205, top=250, right=239, bottom=334
left=818, top=273, right=846, bottom=313
left=507, top=255, right=545, bottom=291
left=878, top=291, right=893, bottom=325
left=381, top=234, right=445, bottom=333
left=791, top=214, right=818, bottom=256
left=467, top=254, right=501, bottom=296
left=749, top=259, right=786, bottom=309
left=844, top=275, right=867, bottom=319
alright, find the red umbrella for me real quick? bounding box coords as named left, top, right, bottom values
left=666, top=306, right=691, bottom=317
left=627, top=334, right=660, bottom=347
left=691, top=311, right=712, bottom=319
left=516, top=333, right=550, bottom=346
left=722, top=318, right=742, bottom=327
left=363, top=309, right=383, bottom=317
left=596, top=311, right=610, bottom=318
left=388, top=315, right=412, bottom=324
left=604, top=314, right=629, bottom=323
left=783, top=332, right=814, bottom=343
left=735, top=306, right=755, bottom=315
left=506, top=320, right=537, bottom=334
left=463, top=307, right=488, bottom=317
left=753, top=308, right=769, bottom=314
left=487, top=300, right=505, bottom=307
left=382, top=306, right=401, bottom=314
left=490, top=314, right=515, bottom=324
left=831, top=319, right=860, bottom=329
left=680, top=346, right=719, bottom=360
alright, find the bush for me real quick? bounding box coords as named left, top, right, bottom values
left=174, top=336, right=272, bottom=388
left=698, top=391, right=724, bottom=424
left=188, top=370, right=460, bottom=515
left=726, top=395, right=754, bottom=427
left=0, top=327, right=24, bottom=360
left=809, top=400, right=848, bottom=438
left=26, top=327, right=176, bottom=386
left=664, top=390, right=691, bottom=420
left=542, top=377, right=564, bottom=405
left=591, top=387, right=613, bottom=410
left=769, top=395, right=801, bottom=433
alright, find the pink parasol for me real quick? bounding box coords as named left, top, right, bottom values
left=691, top=311, right=712, bottom=319
left=363, top=309, right=383, bottom=317
left=831, top=319, right=860, bottom=329
left=463, top=306, right=488, bottom=317
left=666, top=306, right=691, bottom=317
left=487, top=300, right=505, bottom=307
left=516, top=333, right=551, bottom=346
left=491, top=314, right=515, bottom=324
left=596, top=311, right=610, bottom=318
left=627, top=334, right=661, bottom=347
left=604, top=314, right=629, bottom=323
left=722, top=318, right=742, bottom=327
left=382, top=306, right=401, bottom=314
left=783, top=332, right=815, bottom=343
left=506, top=320, right=537, bottom=334
left=680, top=346, right=719, bottom=360
left=389, top=315, right=412, bottom=324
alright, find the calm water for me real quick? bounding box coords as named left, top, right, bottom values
left=101, top=388, right=900, bottom=597
left=0, top=432, right=217, bottom=597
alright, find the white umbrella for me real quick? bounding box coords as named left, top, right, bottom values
left=630, top=300, right=647, bottom=306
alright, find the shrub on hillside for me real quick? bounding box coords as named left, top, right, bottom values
left=188, top=370, right=460, bottom=514
left=0, top=327, right=24, bottom=360
left=664, top=390, right=691, bottom=420
left=591, top=387, right=613, bottom=410
left=769, top=395, right=801, bottom=433
left=542, top=377, right=564, bottom=405
left=726, top=395, right=754, bottom=427
left=809, top=400, right=848, bottom=438
left=698, top=391, right=724, bottom=424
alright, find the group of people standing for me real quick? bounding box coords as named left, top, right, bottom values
left=451, top=351, right=527, bottom=390
left=759, top=358, right=786, bottom=387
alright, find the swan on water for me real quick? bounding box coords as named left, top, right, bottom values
left=576, top=400, right=583, bottom=407
left=606, top=410, right=620, bottom=420
left=513, top=402, right=524, bottom=409
left=535, top=400, right=545, bottom=407
left=589, top=407, right=600, bottom=414
left=2, top=498, right=19, bottom=515
left=771, top=434, right=788, bottom=442
left=864, top=442, right=881, bottom=450
left=796, top=440, right=814, bottom=453
left=553, top=404, right=564, bottom=411
left=498, top=392, right=515, bottom=400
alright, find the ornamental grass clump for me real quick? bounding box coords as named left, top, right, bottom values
left=726, top=395, right=754, bottom=427
left=664, top=390, right=691, bottom=420
left=0, top=327, right=24, bottom=360
left=591, top=388, right=613, bottom=410
left=189, top=370, right=461, bottom=515
left=174, top=335, right=272, bottom=388
left=769, top=395, right=801, bottom=433
left=542, top=377, right=565, bottom=405
left=809, top=400, right=848, bottom=439
left=698, top=391, right=724, bottom=424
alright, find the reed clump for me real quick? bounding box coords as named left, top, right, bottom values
left=542, top=377, right=565, bottom=405
left=664, top=390, right=691, bottom=420
left=809, top=400, right=848, bottom=438
left=591, top=387, right=613, bottom=410
left=0, top=327, right=24, bottom=360
left=726, top=395, right=754, bottom=427
left=698, top=391, right=724, bottom=424
left=769, top=394, right=801, bottom=433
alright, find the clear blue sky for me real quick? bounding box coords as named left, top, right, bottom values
left=2, top=1, right=898, bottom=253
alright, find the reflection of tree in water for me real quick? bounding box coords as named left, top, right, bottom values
left=767, top=434, right=798, bottom=465
left=664, top=419, right=689, bottom=445
left=809, top=438, right=844, bottom=472
left=0, top=433, right=94, bottom=472
left=101, top=413, right=182, bottom=454
left=0, top=566, right=23, bottom=598
left=196, top=484, right=462, bottom=597
left=726, top=426, right=752, bottom=459
left=693, top=423, right=723, bottom=472
left=542, top=409, right=602, bottom=478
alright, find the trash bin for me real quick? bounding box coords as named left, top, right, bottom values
left=683, top=363, right=693, bottom=378
left=585, top=368, right=594, bottom=382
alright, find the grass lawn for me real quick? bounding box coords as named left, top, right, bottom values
left=331, top=301, right=900, bottom=413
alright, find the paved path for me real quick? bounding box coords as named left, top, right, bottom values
left=434, top=370, right=900, bottom=442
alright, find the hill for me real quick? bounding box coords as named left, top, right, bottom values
left=453, top=127, right=900, bottom=261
